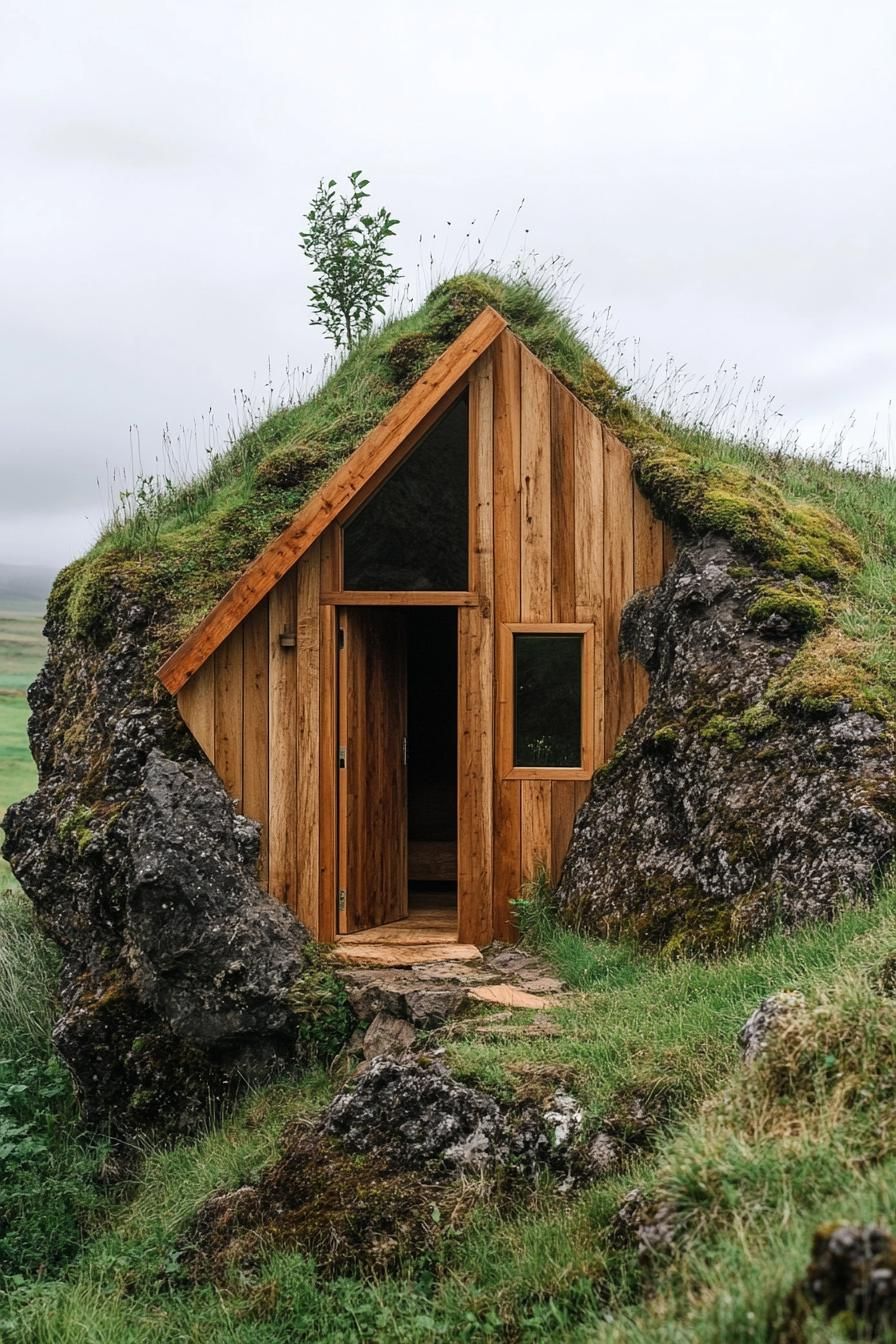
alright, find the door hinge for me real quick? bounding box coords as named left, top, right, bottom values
left=402, top=735, right=408, bottom=766
left=338, top=745, right=346, bottom=768
left=338, top=627, right=345, bottom=650
left=338, top=889, right=347, bottom=913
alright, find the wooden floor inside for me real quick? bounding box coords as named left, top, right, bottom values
left=332, top=886, right=481, bottom=966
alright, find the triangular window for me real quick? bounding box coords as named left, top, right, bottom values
left=342, top=393, right=469, bottom=591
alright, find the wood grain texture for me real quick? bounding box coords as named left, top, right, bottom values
left=177, top=657, right=215, bottom=763
left=602, top=429, right=635, bottom=757
left=520, top=345, right=551, bottom=624
left=551, top=379, right=576, bottom=623
left=458, top=352, right=495, bottom=947
left=550, top=780, right=578, bottom=880
left=240, top=599, right=269, bottom=888
left=214, top=626, right=243, bottom=802
left=296, top=545, right=321, bottom=930
left=268, top=568, right=298, bottom=912
left=574, top=400, right=605, bottom=763
left=320, top=590, right=477, bottom=606
left=340, top=607, right=408, bottom=933
left=491, top=330, right=522, bottom=940
left=521, top=779, right=551, bottom=881
left=317, top=600, right=338, bottom=943
left=157, top=306, right=507, bottom=694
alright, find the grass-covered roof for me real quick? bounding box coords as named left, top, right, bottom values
left=51, top=273, right=896, bottom=725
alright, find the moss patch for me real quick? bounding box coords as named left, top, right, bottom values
left=186, top=1129, right=455, bottom=1281
left=748, top=581, right=829, bottom=635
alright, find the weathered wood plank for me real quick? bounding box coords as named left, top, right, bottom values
left=492, top=330, right=522, bottom=940
left=268, top=568, right=298, bottom=912
left=603, top=430, right=635, bottom=757
left=458, top=351, right=495, bottom=947
left=551, top=379, right=576, bottom=623
left=177, top=657, right=215, bottom=763
left=214, top=626, right=243, bottom=802
left=341, top=608, right=408, bottom=933
left=521, top=779, right=552, bottom=881
left=550, top=780, right=578, bottom=878
left=520, top=345, right=551, bottom=623
left=241, top=599, right=269, bottom=888
left=574, top=401, right=605, bottom=764
left=157, top=306, right=507, bottom=694
left=317, top=598, right=338, bottom=943
left=296, top=545, right=321, bottom=932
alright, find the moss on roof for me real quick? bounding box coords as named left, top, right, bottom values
left=51, top=273, right=896, bottom=727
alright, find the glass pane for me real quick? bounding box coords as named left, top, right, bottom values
left=513, top=634, right=583, bottom=768
left=343, top=394, right=468, bottom=590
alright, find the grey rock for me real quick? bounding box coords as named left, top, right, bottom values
left=0, top=574, right=321, bottom=1136
left=612, top=1187, right=681, bottom=1257
left=587, top=1131, right=624, bottom=1177
left=738, top=990, right=806, bottom=1063
left=557, top=536, right=896, bottom=948
left=324, top=1056, right=511, bottom=1170
left=802, top=1221, right=896, bottom=1333
left=337, top=969, right=468, bottom=1026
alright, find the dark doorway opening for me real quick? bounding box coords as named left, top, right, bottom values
left=406, top=607, right=457, bottom=920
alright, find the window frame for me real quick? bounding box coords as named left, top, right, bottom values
left=330, top=384, right=473, bottom=599
left=498, top=622, right=595, bottom=781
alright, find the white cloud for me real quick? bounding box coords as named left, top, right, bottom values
left=2, top=0, right=894, bottom=567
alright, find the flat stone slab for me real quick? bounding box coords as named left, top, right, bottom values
left=469, top=984, right=562, bottom=1010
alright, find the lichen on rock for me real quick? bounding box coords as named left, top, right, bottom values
left=556, top=535, right=896, bottom=953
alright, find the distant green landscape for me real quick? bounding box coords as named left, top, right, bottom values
left=0, top=574, right=50, bottom=888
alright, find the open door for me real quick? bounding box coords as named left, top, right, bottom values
left=337, top=607, right=408, bottom=933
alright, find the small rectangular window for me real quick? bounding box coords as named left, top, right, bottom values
left=513, top=633, right=583, bottom=768
left=500, top=623, right=594, bottom=779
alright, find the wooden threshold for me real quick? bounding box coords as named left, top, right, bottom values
left=330, top=898, right=483, bottom=966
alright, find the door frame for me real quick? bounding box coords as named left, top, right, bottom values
left=323, top=599, right=466, bottom=941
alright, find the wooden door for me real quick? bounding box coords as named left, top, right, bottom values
left=337, top=608, right=408, bottom=933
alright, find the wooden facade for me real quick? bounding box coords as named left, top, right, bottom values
left=166, top=314, right=673, bottom=946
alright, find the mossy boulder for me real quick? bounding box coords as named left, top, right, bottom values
left=556, top=536, right=896, bottom=954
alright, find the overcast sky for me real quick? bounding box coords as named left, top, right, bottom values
left=3, top=0, right=894, bottom=570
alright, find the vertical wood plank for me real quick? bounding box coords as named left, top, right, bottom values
left=492, top=331, right=522, bottom=938
left=268, top=567, right=298, bottom=912
left=214, top=627, right=243, bottom=802
left=296, top=544, right=321, bottom=933
left=458, top=353, right=494, bottom=946
left=318, top=597, right=338, bottom=943
left=548, top=380, right=578, bottom=879
left=550, top=380, right=576, bottom=623
left=520, top=345, right=552, bottom=624
left=574, top=400, right=606, bottom=765
left=177, top=657, right=216, bottom=763
left=521, top=780, right=551, bottom=882
left=520, top=345, right=552, bottom=879
left=551, top=782, right=578, bottom=881
left=603, top=430, right=635, bottom=758
left=241, top=599, right=269, bottom=888
left=632, top=484, right=664, bottom=715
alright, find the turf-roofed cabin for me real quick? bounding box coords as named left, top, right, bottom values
left=157, top=307, right=674, bottom=948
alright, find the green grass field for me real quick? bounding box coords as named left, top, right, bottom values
left=0, top=600, right=46, bottom=888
